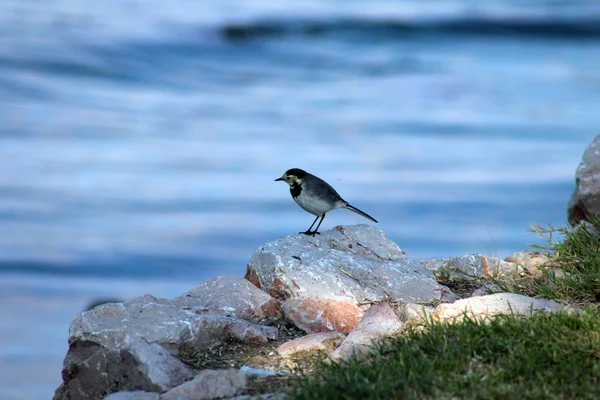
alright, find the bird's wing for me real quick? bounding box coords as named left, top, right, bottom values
left=310, top=176, right=346, bottom=203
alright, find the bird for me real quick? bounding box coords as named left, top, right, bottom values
left=275, top=168, right=378, bottom=236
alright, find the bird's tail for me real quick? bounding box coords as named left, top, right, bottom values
left=344, top=203, right=378, bottom=223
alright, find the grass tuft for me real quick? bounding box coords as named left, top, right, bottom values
left=499, top=216, right=600, bottom=304
left=289, top=310, right=600, bottom=399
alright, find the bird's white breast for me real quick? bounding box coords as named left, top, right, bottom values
left=293, top=189, right=341, bottom=216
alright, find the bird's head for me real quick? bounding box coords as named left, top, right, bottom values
left=275, top=168, right=307, bottom=186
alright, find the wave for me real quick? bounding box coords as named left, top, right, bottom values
left=219, top=16, right=600, bottom=41
left=0, top=255, right=223, bottom=279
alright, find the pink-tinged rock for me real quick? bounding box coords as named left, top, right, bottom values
left=569, top=135, right=600, bottom=225
left=246, top=225, right=455, bottom=333
left=433, top=293, right=580, bottom=322
left=330, top=302, right=403, bottom=361
left=277, top=332, right=346, bottom=357
left=282, top=297, right=365, bottom=333
left=174, top=276, right=282, bottom=321
left=161, top=369, right=247, bottom=400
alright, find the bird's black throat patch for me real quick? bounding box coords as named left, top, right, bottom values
left=290, top=182, right=302, bottom=198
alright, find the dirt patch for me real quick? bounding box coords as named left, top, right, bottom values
left=439, top=278, right=485, bottom=298
left=177, top=318, right=327, bottom=396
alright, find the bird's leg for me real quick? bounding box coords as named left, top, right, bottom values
left=312, top=214, right=326, bottom=235
left=301, top=215, right=321, bottom=236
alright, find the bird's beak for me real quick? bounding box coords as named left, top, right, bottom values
left=274, top=176, right=284, bottom=182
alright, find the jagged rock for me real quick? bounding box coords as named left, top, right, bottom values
left=246, top=225, right=455, bottom=333
left=277, top=332, right=346, bottom=357
left=54, top=295, right=277, bottom=400
left=423, top=254, right=523, bottom=280
left=121, top=338, right=194, bottom=391
left=433, top=293, right=578, bottom=322
left=161, top=369, right=247, bottom=400
left=568, top=135, right=600, bottom=225
left=330, top=302, right=403, bottom=361
left=174, top=276, right=282, bottom=321
left=103, top=392, right=160, bottom=400
left=72, top=294, right=277, bottom=353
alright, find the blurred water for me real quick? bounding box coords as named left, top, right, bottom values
left=1, top=1, right=600, bottom=399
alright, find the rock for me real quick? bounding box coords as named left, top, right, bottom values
left=471, top=282, right=503, bottom=297
left=281, top=297, right=363, bottom=333
left=54, top=295, right=277, bottom=400
left=433, top=293, right=578, bottom=322
left=174, top=276, right=281, bottom=321
left=277, top=332, right=346, bottom=357
left=568, top=135, right=600, bottom=225
left=505, top=251, right=551, bottom=278
left=330, top=302, right=403, bottom=361
left=239, top=365, right=286, bottom=378
left=103, top=392, right=160, bottom=400
left=119, top=338, right=194, bottom=393
left=396, top=303, right=435, bottom=324
left=161, top=369, right=247, bottom=400
left=72, top=295, right=277, bottom=353
left=246, top=225, right=455, bottom=333
left=423, top=254, right=523, bottom=280
left=85, top=298, right=123, bottom=312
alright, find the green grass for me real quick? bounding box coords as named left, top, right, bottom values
left=290, top=311, right=600, bottom=400
left=287, top=218, right=600, bottom=400
left=499, top=216, right=600, bottom=304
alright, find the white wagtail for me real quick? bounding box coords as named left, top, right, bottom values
left=275, top=168, right=378, bottom=235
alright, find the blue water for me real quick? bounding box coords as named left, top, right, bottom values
left=1, top=1, right=600, bottom=399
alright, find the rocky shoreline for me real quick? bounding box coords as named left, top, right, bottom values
left=53, top=135, right=600, bottom=400
left=53, top=225, right=576, bottom=400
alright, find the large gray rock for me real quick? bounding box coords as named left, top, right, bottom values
left=568, top=135, right=600, bottom=225
left=54, top=294, right=278, bottom=400
left=174, top=276, right=281, bottom=321
left=72, top=294, right=277, bottom=354
left=246, top=225, right=455, bottom=333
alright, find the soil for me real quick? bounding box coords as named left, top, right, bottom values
left=177, top=317, right=327, bottom=397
